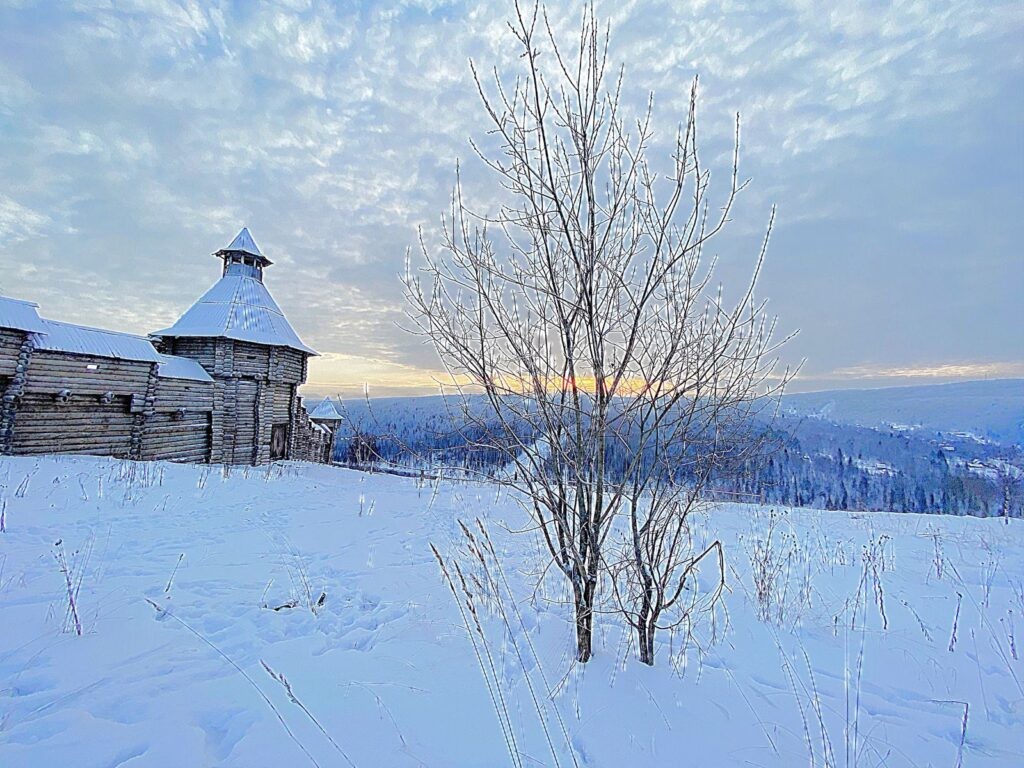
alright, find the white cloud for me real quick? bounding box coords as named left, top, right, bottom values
left=0, top=195, right=51, bottom=246
left=0, top=0, right=1020, bottom=391
left=832, top=362, right=1024, bottom=380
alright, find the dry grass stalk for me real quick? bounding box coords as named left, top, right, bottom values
left=261, top=660, right=357, bottom=768
left=54, top=539, right=82, bottom=636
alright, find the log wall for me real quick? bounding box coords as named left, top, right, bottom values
left=170, top=338, right=217, bottom=369
left=0, top=344, right=214, bottom=462
left=0, top=329, right=24, bottom=378
left=0, top=332, right=327, bottom=466
left=140, top=411, right=212, bottom=463
left=0, top=329, right=31, bottom=451
left=22, top=351, right=152, bottom=396
left=162, top=338, right=314, bottom=465
left=290, top=402, right=330, bottom=463
left=11, top=392, right=136, bottom=457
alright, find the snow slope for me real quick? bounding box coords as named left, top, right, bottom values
left=1, top=456, right=1022, bottom=767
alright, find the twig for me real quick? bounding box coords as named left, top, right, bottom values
left=930, top=700, right=969, bottom=768
left=948, top=593, right=962, bottom=653
left=165, top=553, right=184, bottom=593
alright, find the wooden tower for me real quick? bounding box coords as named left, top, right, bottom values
left=308, top=397, right=344, bottom=463
left=152, top=228, right=317, bottom=465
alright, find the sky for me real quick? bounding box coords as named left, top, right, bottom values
left=0, top=0, right=1022, bottom=397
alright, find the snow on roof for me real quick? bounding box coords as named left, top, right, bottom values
left=309, top=398, right=344, bottom=421
left=151, top=273, right=318, bottom=355
left=30, top=319, right=164, bottom=363
left=0, top=295, right=47, bottom=334
left=219, top=227, right=264, bottom=258
left=4, top=297, right=208, bottom=378
left=156, top=354, right=213, bottom=383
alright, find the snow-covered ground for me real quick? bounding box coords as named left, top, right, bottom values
left=0, top=456, right=1021, bottom=767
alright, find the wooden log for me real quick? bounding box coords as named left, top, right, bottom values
left=142, top=447, right=208, bottom=456
left=0, top=329, right=24, bottom=378
left=13, top=437, right=133, bottom=447
left=166, top=338, right=217, bottom=370
left=142, top=423, right=209, bottom=434
left=15, top=414, right=133, bottom=426
left=141, top=427, right=208, bottom=438
left=13, top=445, right=132, bottom=457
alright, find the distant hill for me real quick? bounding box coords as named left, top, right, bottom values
left=311, top=380, right=1024, bottom=516
left=314, top=379, right=1024, bottom=446
left=782, top=379, right=1024, bottom=445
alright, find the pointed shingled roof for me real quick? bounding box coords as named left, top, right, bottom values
left=155, top=227, right=315, bottom=354
left=222, top=227, right=262, bottom=257
left=309, top=398, right=344, bottom=421
left=152, top=272, right=317, bottom=355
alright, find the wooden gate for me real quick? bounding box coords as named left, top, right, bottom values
left=270, top=423, right=287, bottom=460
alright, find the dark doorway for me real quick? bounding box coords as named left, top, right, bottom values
left=270, top=423, right=287, bottom=460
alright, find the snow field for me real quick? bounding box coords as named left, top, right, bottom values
left=0, top=455, right=1021, bottom=766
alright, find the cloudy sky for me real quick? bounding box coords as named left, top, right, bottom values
left=1, top=0, right=1021, bottom=396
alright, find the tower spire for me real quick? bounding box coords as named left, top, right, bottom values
left=216, top=227, right=273, bottom=280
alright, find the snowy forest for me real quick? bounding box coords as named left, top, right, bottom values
left=326, top=379, right=1024, bottom=519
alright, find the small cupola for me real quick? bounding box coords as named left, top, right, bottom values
left=216, top=227, right=272, bottom=281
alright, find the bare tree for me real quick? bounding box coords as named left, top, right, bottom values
left=404, top=1, right=794, bottom=664
left=609, top=388, right=781, bottom=665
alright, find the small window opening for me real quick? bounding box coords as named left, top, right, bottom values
left=86, top=364, right=100, bottom=371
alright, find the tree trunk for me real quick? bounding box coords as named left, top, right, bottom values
left=637, top=623, right=653, bottom=665
left=574, top=577, right=597, bottom=662
left=575, top=607, right=593, bottom=663
left=632, top=529, right=656, bottom=665
left=635, top=584, right=656, bottom=665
